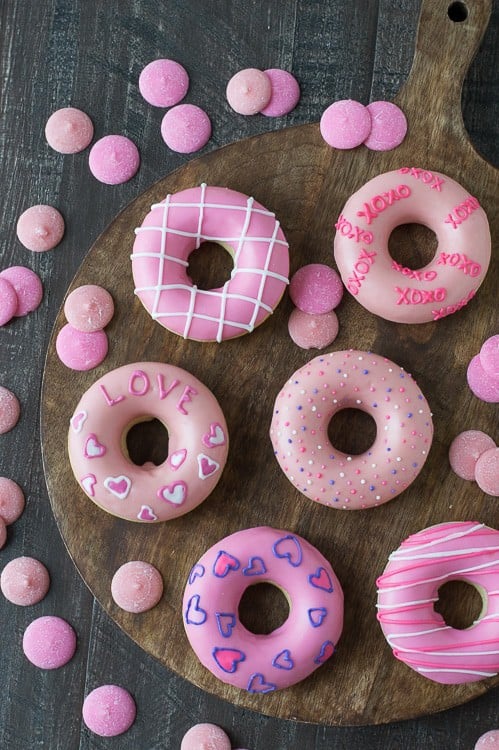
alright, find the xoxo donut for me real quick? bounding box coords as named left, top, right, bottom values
left=270, top=350, right=433, bottom=510
left=68, top=362, right=228, bottom=523
left=334, top=167, right=491, bottom=323
left=132, top=184, right=289, bottom=342
left=377, top=522, right=499, bottom=684
left=183, top=526, right=343, bottom=692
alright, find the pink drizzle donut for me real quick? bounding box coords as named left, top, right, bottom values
left=183, top=526, right=343, bottom=692
left=270, top=350, right=433, bottom=510
left=68, top=362, right=228, bottom=523
left=377, top=522, right=499, bottom=684
left=334, top=168, right=491, bottom=323
left=132, top=184, right=289, bottom=342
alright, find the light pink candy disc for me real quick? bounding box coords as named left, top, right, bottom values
left=64, top=284, right=114, bottom=332
left=139, top=59, right=189, bottom=107
left=475, top=730, right=499, bottom=748
left=181, top=723, right=231, bottom=750
left=0, top=386, right=20, bottom=434
left=288, top=308, right=339, bottom=350
left=45, top=107, right=94, bottom=154
left=480, top=335, right=499, bottom=378
left=467, top=354, right=499, bottom=403
left=0, top=477, right=25, bottom=524
left=289, top=263, right=343, bottom=313
left=320, top=99, right=371, bottom=149
left=260, top=69, right=300, bottom=117
left=0, top=266, right=43, bottom=316
left=160, top=104, right=211, bottom=153
left=0, top=277, right=18, bottom=325
left=82, top=685, right=136, bottom=737
left=226, top=68, right=271, bottom=115
left=23, top=615, right=76, bottom=669
left=0, top=517, right=6, bottom=549
left=1, top=556, right=50, bottom=605
left=56, top=324, right=108, bottom=371
left=363, top=101, right=407, bottom=151
left=448, top=430, right=496, bottom=481
left=88, top=135, right=140, bottom=185
left=16, top=205, right=65, bottom=252
left=111, top=561, right=163, bottom=613
left=475, top=448, right=499, bottom=497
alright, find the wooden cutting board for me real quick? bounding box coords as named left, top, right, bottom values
left=41, top=0, right=498, bottom=726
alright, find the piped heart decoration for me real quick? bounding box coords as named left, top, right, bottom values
left=84, top=433, right=106, bottom=459
left=272, top=534, right=303, bottom=567
left=185, top=594, right=207, bottom=625
left=202, top=422, right=226, bottom=448
left=247, top=672, right=277, bottom=694
left=212, top=647, right=246, bottom=674
left=197, top=453, right=220, bottom=480
left=158, top=481, right=187, bottom=506
left=213, top=550, right=240, bottom=578
left=168, top=448, right=187, bottom=471
left=308, top=607, right=328, bottom=628
left=308, top=567, right=334, bottom=593
left=70, top=410, right=87, bottom=433
left=80, top=473, right=97, bottom=497
left=242, top=556, right=267, bottom=576
left=188, top=564, right=205, bottom=584
left=104, top=475, right=132, bottom=500
left=215, top=612, right=237, bottom=638
left=137, top=505, right=157, bottom=522
left=272, top=649, right=294, bottom=671
left=314, top=640, right=335, bottom=665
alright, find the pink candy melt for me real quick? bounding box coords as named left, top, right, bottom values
left=23, top=615, right=76, bottom=669
left=180, top=723, right=231, bottom=750
left=161, top=104, right=211, bottom=154
left=139, top=59, right=189, bottom=107
left=45, top=107, right=94, bottom=153
left=0, top=386, right=20, bottom=434
left=260, top=69, right=300, bottom=117
left=82, top=685, right=136, bottom=737
left=0, top=277, right=18, bottom=325
left=56, top=324, right=108, bottom=371
left=88, top=135, right=140, bottom=185
left=363, top=101, right=407, bottom=151
left=320, top=99, right=371, bottom=149
left=1, top=556, right=50, bottom=605
left=480, top=335, right=499, bottom=378
left=16, top=204, right=65, bottom=252
left=288, top=308, right=339, bottom=350
left=475, top=730, right=499, bottom=748
left=475, top=448, right=499, bottom=497
left=226, top=68, right=271, bottom=115
left=0, top=477, right=25, bottom=524
left=111, top=561, right=163, bottom=613
left=0, top=266, right=43, bottom=316
left=467, top=354, right=499, bottom=403
left=289, top=263, right=343, bottom=313
left=448, top=430, right=496, bottom=481
left=64, top=284, right=114, bottom=332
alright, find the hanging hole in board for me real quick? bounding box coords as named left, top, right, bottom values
left=447, top=2, right=468, bottom=22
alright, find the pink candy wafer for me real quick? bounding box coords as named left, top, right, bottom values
left=56, top=324, right=108, bottom=371
left=0, top=477, right=25, bottom=524
left=480, top=335, right=499, bottom=378
left=161, top=104, right=211, bottom=154
left=363, top=101, right=407, bottom=151
left=181, top=723, right=231, bottom=750
left=448, top=430, right=496, bottom=481
left=0, top=266, right=43, bottom=317
left=16, top=205, right=65, bottom=252
left=288, top=308, right=339, bottom=350
left=475, top=730, right=499, bottom=748
left=467, top=354, right=499, bottom=403
left=111, top=561, right=163, bottom=613
left=260, top=69, right=300, bottom=117
left=64, top=284, right=114, bottom=332
left=0, top=277, right=18, bottom=325
left=45, top=107, right=94, bottom=154
left=23, top=615, right=76, bottom=669
left=475, top=448, right=499, bottom=497
left=82, top=685, right=136, bottom=737
left=289, top=263, right=343, bottom=313
left=320, top=99, right=371, bottom=149
left=89, top=135, right=140, bottom=185
left=139, top=59, right=189, bottom=107
left=1, top=556, right=50, bottom=605
left=0, top=386, right=20, bottom=434
left=226, top=68, right=271, bottom=115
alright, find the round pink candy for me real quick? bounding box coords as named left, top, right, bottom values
left=88, top=135, right=140, bottom=185
left=475, top=448, right=499, bottom=497
left=226, top=68, right=271, bottom=115
left=0, top=266, right=43, bottom=316
left=56, top=324, right=108, bottom=371
left=363, top=101, right=407, bottom=151
left=448, top=430, right=496, bottom=481
left=320, top=99, right=371, bottom=149
left=289, top=263, right=343, bottom=313
left=82, top=685, right=136, bottom=737
left=45, top=107, right=94, bottom=154
left=0, top=277, right=18, bottom=325
left=181, top=723, right=231, bottom=750
left=111, top=561, right=163, bottom=613
left=260, top=69, right=300, bottom=117
left=139, top=59, right=189, bottom=107
left=480, top=335, right=499, bottom=378
left=16, top=205, right=65, bottom=252
left=64, top=284, right=114, bottom=332
left=0, top=477, right=25, bottom=524
left=0, top=517, right=6, bottom=549
left=288, top=308, right=339, bottom=350
left=1, top=556, right=50, bottom=605
left=476, top=730, right=499, bottom=748
left=467, top=354, right=499, bottom=403
left=0, top=386, right=20, bottom=434
left=160, top=104, right=211, bottom=154
left=23, top=615, right=76, bottom=669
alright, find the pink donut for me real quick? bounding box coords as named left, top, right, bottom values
left=68, top=362, right=228, bottom=523
left=377, top=522, right=499, bottom=684
left=183, top=526, right=343, bottom=692
left=132, top=184, right=289, bottom=342
left=270, top=350, right=433, bottom=510
left=334, top=168, right=491, bottom=323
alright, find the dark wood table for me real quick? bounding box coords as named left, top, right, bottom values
left=1, top=1, right=497, bottom=748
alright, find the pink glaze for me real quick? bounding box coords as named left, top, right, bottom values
left=64, top=284, right=114, bottom=332
left=0, top=277, right=18, bottom=325
left=180, top=723, right=231, bottom=750
left=377, top=522, right=499, bottom=684
left=160, top=104, right=211, bottom=153
left=320, top=100, right=371, bottom=149
left=289, top=263, right=343, bottom=313
left=183, top=526, right=343, bottom=692
left=56, top=324, right=108, bottom=371
left=1, top=556, right=50, bottom=605
left=475, top=448, right=499, bottom=497
left=0, top=517, right=6, bottom=549
left=68, top=362, right=228, bottom=523
left=88, top=135, right=140, bottom=185
left=82, top=685, right=136, bottom=737
left=260, top=69, right=300, bottom=117
left=45, top=107, right=94, bottom=153
left=334, top=168, right=491, bottom=323
left=16, top=204, right=65, bottom=252
left=475, top=730, right=499, bottom=748
left=288, top=308, right=339, bottom=350
left=480, top=335, right=499, bottom=378
left=270, top=350, right=433, bottom=510
left=467, top=355, right=499, bottom=404
left=132, top=184, right=289, bottom=342
left=0, top=477, right=25, bottom=524
left=448, top=431, right=496, bottom=481
left=139, top=59, right=189, bottom=107
left=23, top=615, right=76, bottom=669
left=363, top=101, right=407, bottom=151
left=0, top=386, right=20, bottom=434
left=0, top=266, right=43, bottom=316
left=111, top=560, right=163, bottom=612
left=226, top=68, right=271, bottom=115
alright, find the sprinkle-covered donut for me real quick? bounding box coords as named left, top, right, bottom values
left=132, top=184, right=289, bottom=342
left=334, top=167, right=491, bottom=323
left=377, top=522, right=499, bottom=684
left=68, top=362, right=228, bottom=523
left=183, top=526, right=343, bottom=692
left=270, top=350, right=433, bottom=510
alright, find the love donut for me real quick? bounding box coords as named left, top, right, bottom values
left=334, top=167, right=491, bottom=323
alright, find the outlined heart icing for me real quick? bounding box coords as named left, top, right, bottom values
left=212, top=647, right=246, bottom=673
left=242, top=556, right=267, bottom=576
left=158, top=481, right=187, bottom=506
left=70, top=410, right=87, bottom=433
left=213, top=550, right=240, bottom=578
left=104, top=475, right=131, bottom=500
left=215, top=612, right=237, bottom=638
left=185, top=594, right=207, bottom=625
left=247, top=673, right=277, bottom=694
left=202, top=422, right=226, bottom=448
left=168, top=449, right=187, bottom=470
left=197, top=453, right=220, bottom=479
left=188, top=564, right=205, bottom=584
left=308, top=567, right=334, bottom=593
left=272, top=649, right=294, bottom=670
left=137, top=505, right=157, bottom=522
left=80, top=474, right=97, bottom=497
left=308, top=607, right=328, bottom=628
left=272, top=534, right=303, bottom=567
left=84, top=434, right=106, bottom=459
left=314, top=640, right=335, bottom=664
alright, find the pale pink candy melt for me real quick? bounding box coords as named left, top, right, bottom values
left=16, top=205, right=65, bottom=252
left=475, top=448, right=499, bottom=497
left=111, top=561, right=163, bottom=613
left=0, top=386, right=20, bottom=434
left=289, top=263, right=343, bottom=313
left=180, top=723, right=231, bottom=750
left=363, top=101, right=407, bottom=151
left=45, top=107, right=94, bottom=154
left=475, top=730, right=499, bottom=748
left=0, top=477, right=25, bottom=524
left=82, top=685, right=136, bottom=737
left=56, top=324, right=108, bottom=371
left=288, top=308, right=339, bottom=350
left=23, top=615, right=76, bottom=669
left=0, top=266, right=43, bottom=317
left=320, top=99, right=371, bottom=149
left=1, top=556, right=50, bottom=605
left=467, top=354, right=499, bottom=403
left=448, top=430, right=496, bottom=481
left=88, top=135, right=140, bottom=185
left=64, top=284, right=114, bottom=332
left=139, top=59, right=189, bottom=107
left=480, top=335, right=499, bottom=378
left=0, top=518, right=6, bottom=549
left=0, top=277, right=18, bottom=325
left=260, top=69, right=300, bottom=117
left=160, top=104, right=211, bottom=154
left=226, top=68, right=271, bottom=115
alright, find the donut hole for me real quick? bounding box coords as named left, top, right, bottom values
left=448, top=2, right=468, bottom=22
left=238, top=583, right=290, bottom=635
left=187, top=241, right=233, bottom=290
left=125, top=418, right=169, bottom=466
left=327, top=408, right=377, bottom=455
left=434, top=580, right=485, bottom=630
left=388, top=223, right=438, bottom=271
